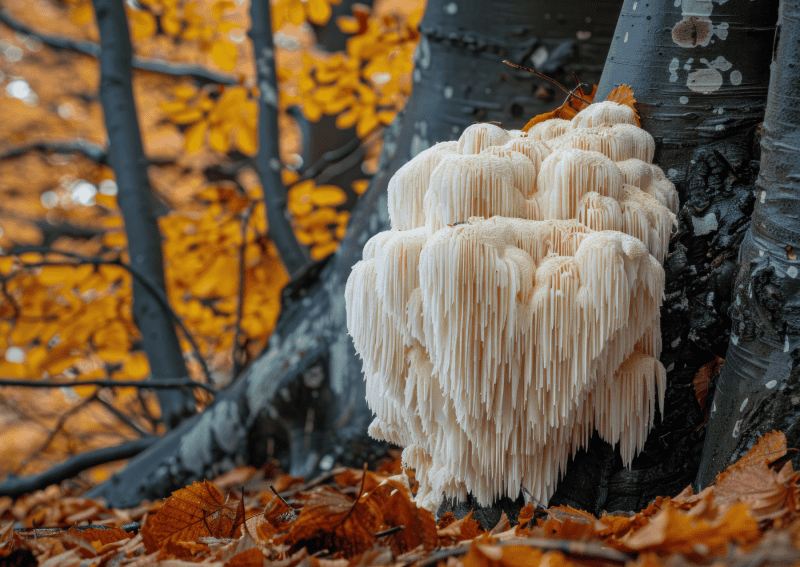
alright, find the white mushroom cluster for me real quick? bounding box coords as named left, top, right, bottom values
left=346, top=101, right=678, bottom=511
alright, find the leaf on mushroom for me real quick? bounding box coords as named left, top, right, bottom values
left=521, top=84, right=599, bottom=132
left=604, top=84, right=642, bottom=127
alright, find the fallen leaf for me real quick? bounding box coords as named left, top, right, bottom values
left=141, top=480, right=243, bottom=553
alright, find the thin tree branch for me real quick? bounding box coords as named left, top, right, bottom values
left=296, top=136, right=363, bottom=182
left=95, top=392, right=152, bottom=437
left=0, top=436, right=158, bottom=499
left=502, top=60, right=592, bottom=105
left=249, top=0, right=312, bottom=279
left=3, top=248, right=213, bottom=387
left=0, top=9, right=237, bottom=85
left=233, top=202, right=256, bottom=378
left=0, top=377, right=216, bottom=395
left=15, top=392, right=99, bottom=473
left=0, top=140, right=108, bottom=162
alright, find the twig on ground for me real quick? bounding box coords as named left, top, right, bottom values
left=375, top=526, right=405, bottom=537
left=269, top=484, right=297, bottom=511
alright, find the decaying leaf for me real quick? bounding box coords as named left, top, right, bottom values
left=692, top=356, right=724, bottom=411
left=141, top=480, right=244, bottom=553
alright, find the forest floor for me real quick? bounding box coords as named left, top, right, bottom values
left=0, top=430, right=798, bottom=566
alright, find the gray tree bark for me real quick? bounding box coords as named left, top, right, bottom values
left=547, top=0, right=778, bottom=514
left=696, top=0, right=800, bottom=487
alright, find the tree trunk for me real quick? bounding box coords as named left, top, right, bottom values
left=88, top=0, right=621, bottom=509
left=547, top=0, right=778, bottom=514
left=250, top=0, right=312, bottom=279
left=91, top=0, right=194, bottom=429
left=696, top=0, right=800, bottom=488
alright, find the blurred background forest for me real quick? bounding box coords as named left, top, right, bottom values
left=0, top=0, right=423, bottom=489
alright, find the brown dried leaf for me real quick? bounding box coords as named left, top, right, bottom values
left=714, top=460, right=800, bottom=521
left=141, top=480, right=243, bottom=553
left=692, top=356, right=723, bottom=411
left=370, top=474, right=438, bottom=554
left=618, top=503, right=760, bottom=559
left=521, top=84, right=598, bottom=132
left=438, top=510, right=484, bottom=545
left=604, top=84, right=641, bottom=127
left=277, top=485, right=383, bottom=557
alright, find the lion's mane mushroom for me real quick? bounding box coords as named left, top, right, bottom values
left=569, top=100, right=639, bottom=129
left=616, top=158, right=680, bottom=214
left=346, top=101, right=679, bottom=511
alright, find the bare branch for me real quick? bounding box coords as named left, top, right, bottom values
left=0, top=140, right=108, bottom=162
left=233, top=202, right=257, bottom=378
left=0, top=9, right=237, bottom=85
left=502, top=60, right=592, bottom=105
left=95, top=392, right=153, bottom=437
left=0, top=377, right=217, bottom=395
left=0, top=436, right=158, bottom=499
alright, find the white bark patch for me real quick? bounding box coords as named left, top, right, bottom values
left=788, top=266, right=798, bottom=279
left=730, top=70, right=742, bottom=85
left=691, top=212, right=718, bottom=235
left=531, top=46, right=548, bottom=68
left=766, top=380, right=777, bottom=389
left=260, top=80, right=278, bottom=108
left=415, top=35, right=431, bottom=70
left=669, top=58, right=680, bottom=82
left=740, top=398, right=748, bottom=411
left=687, top=68, right=722, bottom=93
left=680, top=96, right=689, bottom=103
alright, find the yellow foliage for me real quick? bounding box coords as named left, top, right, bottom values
left=273, top=0, right=343, bottom=29
left=279, top=4, right=421, bottom=136
left=120, top=0, right=241, bottom=69
left=286, top=178, right=353, bottom=260
left=161, top=86, right=257, bottom=155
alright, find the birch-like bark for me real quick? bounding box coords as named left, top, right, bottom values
left=546, top=0, right=778, bottom=513
left=697, top=0, right=800, bottom=487
left=91, top=0, right=194, bottom=428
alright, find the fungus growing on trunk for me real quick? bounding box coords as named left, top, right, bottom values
left=346, top=99, right=677, bottom=511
